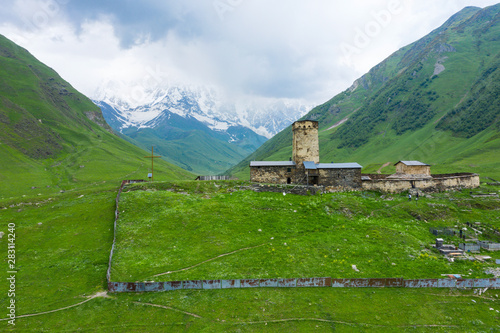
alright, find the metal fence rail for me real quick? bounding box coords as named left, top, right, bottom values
left=197, top=176, right=231, bottom=181
left=108, top=277, right=500, bottom=293
left=479, top=241, right=500, bottom=251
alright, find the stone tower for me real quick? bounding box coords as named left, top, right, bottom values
left=292, top=120, right=319, bottom=166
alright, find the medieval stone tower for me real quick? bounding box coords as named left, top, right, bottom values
left=292, top=120, right=319, bottom=167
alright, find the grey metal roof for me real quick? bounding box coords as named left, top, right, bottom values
left=250, top=160, right=362, bottom=168
left=396, top=161, right=430, bottom=166
left=303, top=161, right=317, bottom=170
left=250, top=161, right=296, bottom=167
left=317, top=163, right=363, bottom=169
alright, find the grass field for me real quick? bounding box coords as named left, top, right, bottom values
left=0, top=129, right=193, bottom=202
left=112, top=182, right=500, bottom=283
left=2, top=181, right=500, bottom=332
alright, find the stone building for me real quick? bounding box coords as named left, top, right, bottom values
left=394, top=161, right=431, bottom=177
left=362, top=172, right=480, bottom=193
left=249, top=161, right=296, bottom=185
left=362, top=160, right=479, bottom=193
left=250, top=120, right=362, bottom=188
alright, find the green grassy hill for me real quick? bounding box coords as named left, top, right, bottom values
left=228, top=5, right=500, bottom=180
left=0, top=34, right=193, bottom=199
left=4, top=180, right=500, bottom=331
left=122, top=125, right=262, bottom=175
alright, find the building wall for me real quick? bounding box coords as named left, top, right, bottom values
left=434, top=174, right=480, bottom=191
left=396, top=164, right=431, bottom=176
left=362, top=174, right=480, bottom=193
left=319, top=168, right=362, bottom=188
left=250, top=166, right=295, bottom=184
left=250, top=165, right=362, bottom=188
left=292, top=121, right=319, bottom=166
left=363, top=178, right=427, bottom=193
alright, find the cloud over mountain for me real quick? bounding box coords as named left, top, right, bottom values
left=1, top=0, right=499, bottom=107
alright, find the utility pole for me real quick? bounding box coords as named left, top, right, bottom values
left=144, top=146, right=161, bottom=182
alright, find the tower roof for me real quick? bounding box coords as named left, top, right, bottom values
left=292, top=119, right=318, bottom=126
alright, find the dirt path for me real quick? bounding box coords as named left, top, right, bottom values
left=133, top=302, right=203, bottom=318
left=122, top=163, right=144, bottom=179
left=237, top=317, right=368, bottom=327
left=376, top=162, right=391, bottom=174
left=235, top=317, right=458, bottom=329
left=326, top=117, right=349, bottom=131
left=152, top=243, right=267, bottom=278
left=0, top=292, right=109, bottom=321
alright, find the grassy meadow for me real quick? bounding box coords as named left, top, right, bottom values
left=1, top=180, right=500, bottom=332
left=113, top=182, right=500, bottom=282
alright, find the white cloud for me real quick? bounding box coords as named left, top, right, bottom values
left=0, top=0, right=499, bottom=107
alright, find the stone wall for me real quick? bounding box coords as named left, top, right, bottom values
left=319, top=168, right=362, bottom=188
left=249, top=183, right=324, bottom=196
left=250, top=166, right=295, bottom=184
left=251, top=165, right=363, bottom=188
left=362, top=173, right=480, bottom=193
left=433, top=173, right=480, bottom=191
left=396, top=164, right=431, bottom=175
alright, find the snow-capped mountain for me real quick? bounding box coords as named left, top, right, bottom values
left=92, top=82, right=310, bottom=175
left=93, top=82, right=310, bottom=139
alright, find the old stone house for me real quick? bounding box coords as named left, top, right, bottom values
left=394, top=161, right=431, bottom=177
left=250, top=120, right=362, bottom=188
left=363, top=160, right=479, bottom=193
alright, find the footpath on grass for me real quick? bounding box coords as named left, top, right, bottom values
left=106, top=180, right=500, bottom=293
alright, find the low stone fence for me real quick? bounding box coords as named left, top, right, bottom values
left=106, top=180, right=146, bottom=283
left=108, top=277, right=500, bottom=292
left=250, top=183, right=324, bottom=196
left=362, top=173, right=480, bottom=193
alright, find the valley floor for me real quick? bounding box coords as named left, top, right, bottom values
left=1, top=181, right=499, bottom=332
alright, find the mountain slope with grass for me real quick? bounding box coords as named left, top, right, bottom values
left=0, top=34, right=193, bottom=199
left=228, top=5, right=500, bottom=180
left=97, top=99, right=267, bottom=174
left=94, top=84, right=309, bottom=175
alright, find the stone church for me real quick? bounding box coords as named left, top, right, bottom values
left=250, top=120, right=362, bottom=189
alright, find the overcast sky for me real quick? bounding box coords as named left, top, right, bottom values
left=1, top=0, right=498, bottom=106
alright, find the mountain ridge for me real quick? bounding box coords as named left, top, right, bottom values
left=228, top=4, right=500, bottom=180
left=0, top=34, right=193, bottom=198
left=94, top=82, right=311, bottom=174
